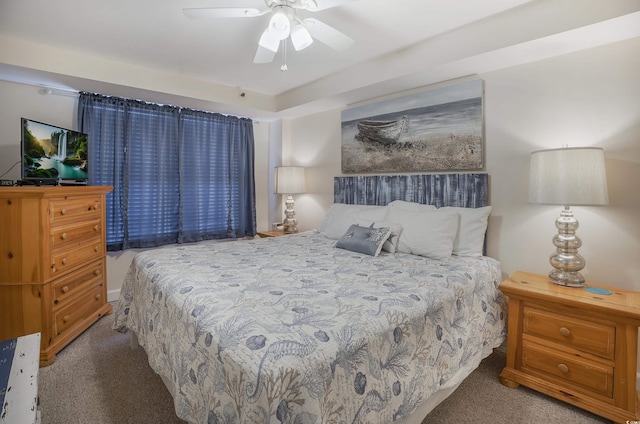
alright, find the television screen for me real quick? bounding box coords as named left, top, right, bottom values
left=21, top=118, right=88, bottom=183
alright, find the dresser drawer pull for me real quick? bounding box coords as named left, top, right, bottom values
left=62, top=286, right=69, bottom=294
left=95, top=294, right=101, bottom=301
left=63, top=315, right=70, bottom=323
left=559, top=327, right=571, bottom=337
left=93, top=203, right=99, bottom=210
left=94, top=225, right=99, bottom=232
left=61, top=258, right=68, bottom=265
left=61, top=232, right=68, bottom=240
left=557, top=363, right=569, bottom=373
left=60, top=208, right=67, bottom=215
left=94, top=269, right=101, bottom=276
left=94, top=246, right=99, bottom=252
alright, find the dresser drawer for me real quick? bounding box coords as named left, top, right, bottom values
left=50, top=219, right=101, bottom=251
left=54, top=283, right=105, bottom=336
left=523, top=306, right=615, bottom=359
left=522, top=340, right=613, bottom=398
left=52, top=260, right=104, bottom=306
left=49, top=239, right=103, bottom=278
left=49, top=197, right=102, bottom=225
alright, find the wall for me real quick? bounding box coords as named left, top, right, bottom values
left=0, top=80, right=272, bottom=299
left=286, top=37, right=640, bottom=290
left=1, top=37, right=638, bottom=295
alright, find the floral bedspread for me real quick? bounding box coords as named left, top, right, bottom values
left=114, top=231, right=506, bottom=424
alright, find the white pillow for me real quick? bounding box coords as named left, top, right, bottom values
left=441, top=206, right=491, bottom=257
left=318, top=203, right=387, bottom=239
left=385, top=207, right=459, bottom=260
left=387, top=200, right=437, bottom=213
left=358, top=219, right=403, bottom=253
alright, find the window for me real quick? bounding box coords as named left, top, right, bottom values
left=78, top=93, right=256, bottom=250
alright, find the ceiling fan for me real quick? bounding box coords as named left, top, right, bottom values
left=183, top=0, right=356, bottom=69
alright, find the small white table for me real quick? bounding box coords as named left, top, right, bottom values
left=0, top=333, right=41, bottom=424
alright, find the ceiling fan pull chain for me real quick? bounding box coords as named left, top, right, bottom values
left=281, top=40, right=288, bottom=71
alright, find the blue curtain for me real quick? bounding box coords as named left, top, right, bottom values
left=78, top=92, right=256, bottom=251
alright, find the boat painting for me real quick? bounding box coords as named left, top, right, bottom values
left=341, top=79, right=484, bottom=174
left=356, top=116, right=407, bottom=145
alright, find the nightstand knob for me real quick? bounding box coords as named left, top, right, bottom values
left=557, top=363, right=569, bottom=373
left=559, top=327, right=571, bottom=337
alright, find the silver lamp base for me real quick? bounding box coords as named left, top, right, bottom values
left=549, top=270, right=585, bottom=288
left=548, top=205, right=585, bottom=288
left=282, top=194, right=298, bottom=233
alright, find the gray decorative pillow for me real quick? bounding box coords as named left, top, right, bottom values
left=334, top=224, right=391, bottom=256
left=358, top=219, right=403, bottom=253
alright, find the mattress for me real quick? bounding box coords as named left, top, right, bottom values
left=114, top=231, right=506, bottom=423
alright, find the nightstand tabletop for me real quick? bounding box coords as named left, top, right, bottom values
left=502, top=271, right=640, bottom=321
left=257, top=230, right=288, bottom=238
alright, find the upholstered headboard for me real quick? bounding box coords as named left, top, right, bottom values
left=334, top=173, right=488, bottom=208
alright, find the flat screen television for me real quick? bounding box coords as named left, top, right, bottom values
left=21, top=118, right=88, bottom=185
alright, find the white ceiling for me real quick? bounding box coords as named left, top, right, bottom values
left=1, top=0, right=639, bottom=120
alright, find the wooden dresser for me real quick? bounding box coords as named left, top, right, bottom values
left=499, top=271, right=640, bottom=423
left=0, top=186, right=113, bottom=366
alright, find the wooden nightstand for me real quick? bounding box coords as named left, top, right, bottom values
left=257, top=230, right=288, bottom=238
left=499, top=271, right=640, bottom=423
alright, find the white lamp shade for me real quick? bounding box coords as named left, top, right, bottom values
left=269, top=8, right=291, bottom=40
left=258, top=28, right=281, bottom=53
left=275, top=166, right=306, bottom=194
left=528, top=147, right=609, bottom=206
left=291, top=23, right=313, bottom=51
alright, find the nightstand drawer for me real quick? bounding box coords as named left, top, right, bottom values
left=522, top=340, right=613, bottom=398
left=523, top=306, right=615, bottom=359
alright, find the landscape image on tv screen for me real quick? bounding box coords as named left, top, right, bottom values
left=22, top=118, right=88, bottom=181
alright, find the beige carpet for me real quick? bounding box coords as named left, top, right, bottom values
left=38, top=304, right=612, bottom=424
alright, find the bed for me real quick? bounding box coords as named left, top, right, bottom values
left=114, top=173, right=506, bottom=424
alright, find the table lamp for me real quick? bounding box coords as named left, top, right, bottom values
left=274, top=166, right=306, bottom=233
left=528, top=147, right=609, bottom=287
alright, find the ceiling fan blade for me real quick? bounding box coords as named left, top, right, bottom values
left=253, top=45, right=278, bottom=63
left=302, top=0, right=358, bottom=12
left=182, top=7, right=268, bottom=19
left=304, top=18, right=354, bottom=51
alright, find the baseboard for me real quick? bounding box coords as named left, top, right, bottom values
left=107, top=289, right=121, bottom=303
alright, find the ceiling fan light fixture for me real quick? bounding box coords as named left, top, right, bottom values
left=258, top=28, right=280, bottom=53
left=291, top=24, right=313, bottom=51
left=269, top=7, right=291, bottom=40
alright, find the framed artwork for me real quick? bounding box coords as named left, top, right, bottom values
left=341, top=79, right=484, bottom=173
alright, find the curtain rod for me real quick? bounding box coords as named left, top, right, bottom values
left=39, top=86, right=80, bottom=98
